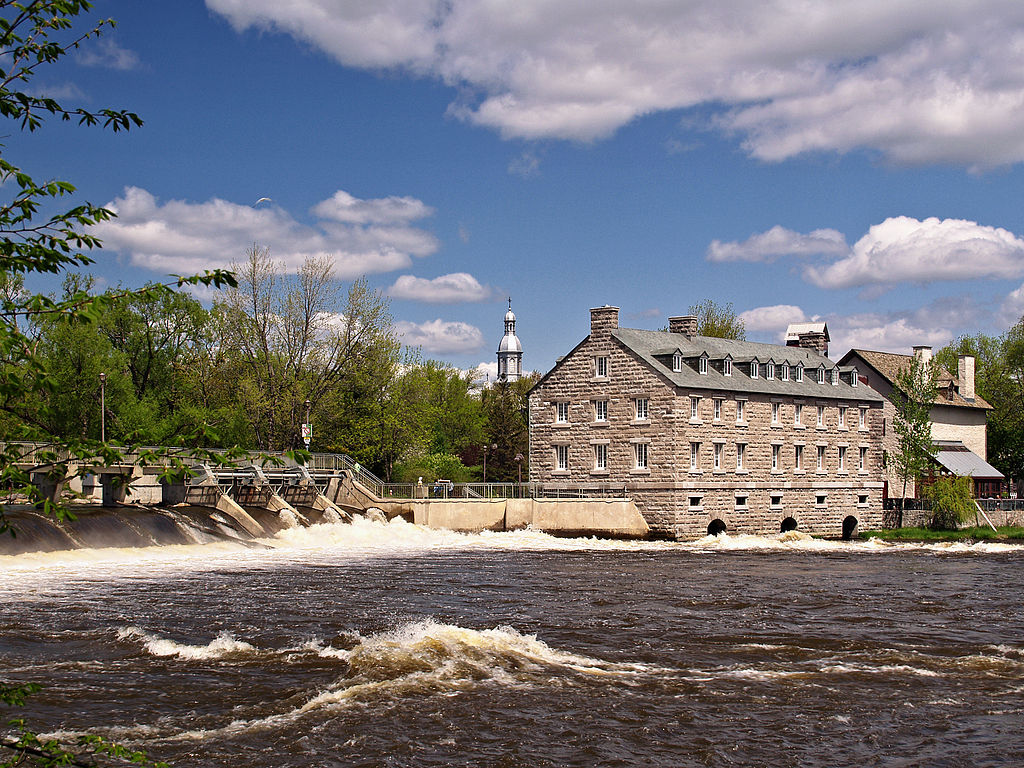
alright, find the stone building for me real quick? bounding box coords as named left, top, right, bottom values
left=529, top=306, right=886, bottom=539
left=837, top=346, right=1001, bottom=498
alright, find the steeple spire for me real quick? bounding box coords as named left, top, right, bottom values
left=497, top=299, right=523, bottom=382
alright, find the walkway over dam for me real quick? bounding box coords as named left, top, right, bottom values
left=3, top=443, right=650, bottom=548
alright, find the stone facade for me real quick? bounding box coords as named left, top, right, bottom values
left=529, top=306, right=886, bottom=539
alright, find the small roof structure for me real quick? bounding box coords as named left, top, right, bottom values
left=785, top=322, right=830, bottom=344
left=933, top=441, right=1003, bottom=479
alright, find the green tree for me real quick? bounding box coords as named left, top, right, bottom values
left=481, top=373, right=537, bottom=482
left=688, top=299, right=746, bottom=340
left=922, top=475, right=974, bottom=530
left=216, top=245, right=396, bottom=451
left=892, top=354, right=938, bottom=521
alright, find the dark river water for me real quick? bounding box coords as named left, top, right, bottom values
left=2, top=520, right=1023, bottom=767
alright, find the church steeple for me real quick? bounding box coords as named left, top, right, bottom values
left=497, top=297, right=523, bottom=382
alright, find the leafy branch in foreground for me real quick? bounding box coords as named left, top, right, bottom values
left=0, top=2, right=235, bottom=766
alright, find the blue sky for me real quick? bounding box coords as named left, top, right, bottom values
left=16, top=1, right=1024, bottom=377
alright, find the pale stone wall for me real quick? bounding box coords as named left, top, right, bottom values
left=929, top=404, right=988, bottom=458
left=530, top=328, right=886, bottom=539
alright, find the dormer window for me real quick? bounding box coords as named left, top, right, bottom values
left=830, top=368, right=839, bottom=385
left=699, top=355, right=708, bottom=375
left=781, top=363, right=790, bottom=381
left=795, top=364, right=804, bottom=382
left=851, top=367, right=858, bottom=387
left=766, top=362, right=775, bottom=380
left=750, top=361, right=759, bottom=379
left=724, top=358, right=733, bottom=376
left=817, top=366, right=826, bottom=384
left=672, top=352, right=682, bottom=372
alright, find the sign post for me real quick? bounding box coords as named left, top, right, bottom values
left=301, top=422, right=312, bottom=449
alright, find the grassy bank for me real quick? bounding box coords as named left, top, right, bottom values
left=860, top=526, right=1024, bottom=542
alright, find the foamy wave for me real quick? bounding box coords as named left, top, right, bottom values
left=117, top=626, right=256, bottom=660
left=164, top=618, right=657, bottom=741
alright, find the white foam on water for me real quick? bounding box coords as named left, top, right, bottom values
left=2, top=517, right=1022, bottom=594
left=158, top=617, right=663, bottom=742
left=117, top=626, right=257, bottom=660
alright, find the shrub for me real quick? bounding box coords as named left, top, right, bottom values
left=394, top=452, right=472, bottom=483
left=923, top=476, right=974, bottom=530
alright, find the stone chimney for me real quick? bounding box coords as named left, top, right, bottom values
left=668, top=315, right=699, bottom=337
left=913, top=345, right=932, bottom=368
left=590, top=305, right=619, bottom=335
left=797, top=331, right=828, bottom=356
left=958, top=354, right=976, bottom=401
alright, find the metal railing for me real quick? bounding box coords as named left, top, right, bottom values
left=374, top=481, right=630, bottom=501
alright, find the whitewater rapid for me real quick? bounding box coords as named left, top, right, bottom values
left=0, top=515, right=1019, bottom=587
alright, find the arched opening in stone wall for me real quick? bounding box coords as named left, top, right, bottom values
left=707, top=519, right=727, bottom=536
left=842, top=515, right=858, bottom=540
left=780, top=517, right=798, bottom=532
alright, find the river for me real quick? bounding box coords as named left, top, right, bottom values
left=2, top=518, right=1023, bottom=767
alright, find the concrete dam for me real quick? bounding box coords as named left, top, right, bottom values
left=0, top=448, right=650, bottom=556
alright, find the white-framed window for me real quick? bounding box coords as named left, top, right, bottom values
left=795, top=404, right=803, bottom=425
left=772, top=402, right=780, bottom=424
left=689, top=442, right=700, bottom=471
left=714, top=442, right=722, bottom=469
left=736, top=399, right=746, bottom=423
left=838, top=445, right=847, bottom=471
left=635, top=398, right=649, bottom=421
left=724, top=358, right=733, bottom=376
left=831, top=368, right=839, bottom=385
left=634, top=442, right=648, bottom=469
left=699, top=356, right=708, bottom=375
left=736, top=443, right=746, bottom=470
left=795, top=444, right=804, bottom=470
left=859, top=407, right=867, bottom=429
left=751, top=361, right=760, bottom=379
left=772, top=444, right=780, bottom=471
left=817, top=405, right=825, bottom=427
left=781, top=363, right=790, bottom=381
left=594, top=443, right=607, bottom=470
left=672, top=352, right=682, bottom=372
left=817, top=366, right=826, bottom=384
left=796, top=364, right=804, bottom=382
left=595, top=356, right=608, bottom=378
left=594, top=400, right=608, bottom=422
left=817, top=444, right=826, bottom=471
left=851, top=367, right=858, bottom=387
left=839, top=406, right=847, bottom=427
left=713, top=398, right=723, bottom=421
left=690, top=396, right=700, bottom=420
left=767, top=362, right=775, bottom=380
left=735, top=494, right=748, bottom=508
left=859, top=446, right=868, bottom=471
left=770, top=493, right=783, bottom=508
left=556, top=402, right=569, bottom=423
left=555, top=444, right=569, bottom=471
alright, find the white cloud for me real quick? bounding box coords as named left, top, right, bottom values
left=207, top=0, right=1024, bottom=167
left=999, top=283, right=1024, bottom=327
left=739, top=304, right=809, bottom=337
left=715, top=217, right=1024, bottom=292
left=76, top=38, right=140, bottom=70
left=708, top=226, right=848, bottom=263
left=830, top=313, right=954, bottom=356
left=388, top=273, right=493, bottom=303
left=311, top=190, right=433, bottom=225
left=804, top=216, right=1024, bottom=290
left=395, top=319, right=486, bottom=354
left=94, top=186, right=438, bottom=278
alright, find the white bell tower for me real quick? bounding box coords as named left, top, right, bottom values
left=497, top=298, right=523, bottom=382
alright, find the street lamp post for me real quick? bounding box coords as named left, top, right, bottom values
left=98, top=372, right=107, bottom=442
left=482, top=444, right=488, bottom=483
left=514, top=453, right=524, bottom=485
left=303, top=399, right=312, bottom=450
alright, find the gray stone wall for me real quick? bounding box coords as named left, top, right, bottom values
left=530, top=327, right=886, bottom=539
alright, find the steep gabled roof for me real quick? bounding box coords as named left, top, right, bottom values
left=840, top=349, right=991, bottom=410
left=612, top=328, right=882, bottom=402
